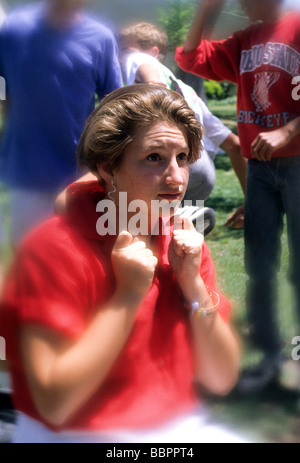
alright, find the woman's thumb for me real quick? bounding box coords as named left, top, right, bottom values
left=114, top=230, right=134, bottom=249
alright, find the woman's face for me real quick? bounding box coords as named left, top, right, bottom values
left=112, top=121, right=190, bottom=226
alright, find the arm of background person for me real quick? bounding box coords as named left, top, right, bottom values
left=220, top=132, right=247, bottom=194
left=199, top=98, right=247, bottom=228
left=95, top=31, right=124, bottom=99
left=251, top=116, right=300, bottom=162
left=221, top=133, right=247, bottom=229
left=122, top=52, right=166, bottom=87
left=183, top=0, right=226, bottom=52
left=135, top=62, right=166, bottom=86
left=199, top=98, right=247, bottom=194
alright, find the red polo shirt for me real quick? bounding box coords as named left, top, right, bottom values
left=0, top=182, right=230, bottom=431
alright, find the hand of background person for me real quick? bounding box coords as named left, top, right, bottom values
left=225, top=205, right=244, bottom=229
left=168, top=217, right=204, bottom=290
left=111, top=231, right=158, bottom=301
left=251, top=126, right=291, bottom=161
left=183, top=0, right=226, bottom=52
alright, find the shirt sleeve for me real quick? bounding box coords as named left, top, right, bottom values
left=96, top=30, right=123, bottom=99
left=1, top=223, right=101, bottom=340
left=175, top=35, right=241, bottom=84
left=200, top=98, right=231, bottom=152
left=122, top=52, right=160, bottom=86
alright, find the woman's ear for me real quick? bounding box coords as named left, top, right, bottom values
left=96, top=163, right=114, bottom=186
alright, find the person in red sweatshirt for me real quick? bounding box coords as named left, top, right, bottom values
left=176, top=0, right=300, bottom=394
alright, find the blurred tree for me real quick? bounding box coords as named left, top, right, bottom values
left=157, top=1, right=205, bottom=97
left=157, top=0, right=239, bottom=100
left=157, top=0, right=197, bottom=50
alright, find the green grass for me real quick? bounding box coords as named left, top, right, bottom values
left=207, top=98, right=238, bottom=134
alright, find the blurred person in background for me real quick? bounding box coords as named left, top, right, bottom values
left=0, top=1, right=5, bottom=28
left=176, top=0, right=300, bottom=394
left=0, top=85, right=246, bottom=443
left=0, top=0, right=122, bottom=247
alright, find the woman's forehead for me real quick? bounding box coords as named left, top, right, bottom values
left=132, top=122, right=189, bottom=148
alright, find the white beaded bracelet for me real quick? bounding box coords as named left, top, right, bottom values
left=184, top=288, right=220, bottom=318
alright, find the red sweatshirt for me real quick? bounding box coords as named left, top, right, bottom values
left=176, top=12, right=300, bottom=159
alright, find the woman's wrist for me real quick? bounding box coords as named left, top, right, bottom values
left=112, top=287, right=145, bottom=311
left=179, top=275, right=207, bottom=303
left=185, top=288, right=220, bottom=319
left=181, top=277, right=220, bottom=319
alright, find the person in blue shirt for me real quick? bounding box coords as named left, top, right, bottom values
left=0, top=0, right=123, bottom=246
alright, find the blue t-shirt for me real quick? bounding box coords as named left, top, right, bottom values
left=0, top=3, right=123, bottom=191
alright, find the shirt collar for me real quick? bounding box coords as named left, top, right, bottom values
left=65, top=181, right=173, bottom=263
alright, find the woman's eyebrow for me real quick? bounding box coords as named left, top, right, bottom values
left=146, top=143, right=165, bottom=150
left=145, top=141, right=189, bottom=151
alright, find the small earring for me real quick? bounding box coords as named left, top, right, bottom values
left=108, top=179, right=117, bottom=203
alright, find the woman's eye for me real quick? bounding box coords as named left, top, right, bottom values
left=177, top=153, right=188, bottom=162
left=147, top=153, right=161, bottom=162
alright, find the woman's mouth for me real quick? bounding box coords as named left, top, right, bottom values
left=158, top=192, right=182, bottom=201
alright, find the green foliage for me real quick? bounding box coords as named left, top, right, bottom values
left=204, top=80, right=225, bottom=100
left=157, top=0, right=246, bottom=50
left=204, top=79, right=237, bottom=100
left=157, top=0, right=197, bottom=49
left=220, top=80, right=237, bottom=98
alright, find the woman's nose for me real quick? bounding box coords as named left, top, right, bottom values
left=165, top=159, right=184, bottom=185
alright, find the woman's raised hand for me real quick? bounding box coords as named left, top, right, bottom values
left=111, top=231, right=158, bottom=302
left=168, top=217, right=204, bottom=287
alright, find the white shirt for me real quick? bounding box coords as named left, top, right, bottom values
left=121, top=52, right=231, bottom=158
